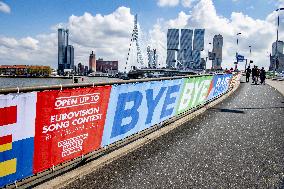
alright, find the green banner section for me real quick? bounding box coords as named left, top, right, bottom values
left=176, top=76, right=213, bottom=115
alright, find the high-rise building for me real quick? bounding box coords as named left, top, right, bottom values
left=58, top=28, right=74, bottom=75
left=147, top=46, right=158, bottom=68
left=89, top=51, right=96, bottom=73
left=193, top=29, right=205, bottom=51
left=272, top=41, right=284, bottom=56
left=77, top=62, right=84, bottom=75
left=270, top=41, right=284, bottom=72
left=178, top=29, right=193, bottom=68
left=166, top=28, right=205, bottom=70
left=192, top=50, right=201, bottom=69
left=66, top=45, right=74, bottom=69
left=84, top=66, right=89, bottom=75
left=166, top=29, right=179, bottom=68
left=212, top=34, right=223, bottom=69
left=58, top=29, right=66, bottom=74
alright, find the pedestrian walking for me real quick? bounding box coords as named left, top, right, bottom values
left=255, top=66, right=260, bottom=84
left=245, top=66, right=251, bottom=83
left=251, top=65, right=257, bottom=84
left=260, top=67, right=266, bottom=85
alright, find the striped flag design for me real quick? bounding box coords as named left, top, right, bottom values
left=0, top=135, right=12, bottom=153
left=0, top=93, right=36, bottom=187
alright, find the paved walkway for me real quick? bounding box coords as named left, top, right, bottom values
left=266, top=79, right=284, bottom=96
left=66, top=80, right=284, bottom=189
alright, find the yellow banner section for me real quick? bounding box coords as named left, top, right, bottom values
left=0, top=158, right=17, bottom=177
left=0, top=143, right=12, bottom=153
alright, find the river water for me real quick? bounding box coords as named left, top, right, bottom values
left=0, top=77, right=121, bottom=89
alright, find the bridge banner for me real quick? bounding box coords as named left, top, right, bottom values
left=0, top=93, right=36, bottom=188
left=176, top=76, right=213, bottom=115
left=207, top=74, right=232, bottom=100
left=102, top=79, right=183, bottom=146
left=33, top=86, right=111, bottom=173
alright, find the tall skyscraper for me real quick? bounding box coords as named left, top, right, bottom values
left=66, top=45, right=74, bottom=69
left=212, top=34, right=223, bottom=69
left=178, top=29, right=193, bottom=68
left=89, top=51, right=96, bottom=73
left=270, top=41, right=284, bottom=72
left=166, top=29, right=179, bottom=68
left=272, top=41, right=284, bottom=56
left=166, top=28, right=205, bottom=70
left=193, top=29, right=205, bottom=51
left=58, top=28, right=74, bottom=75
left=58, top=29, right=66, bottom=74
left=192, top=50, right=201, bottom=69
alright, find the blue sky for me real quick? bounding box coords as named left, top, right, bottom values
left=0, top=0, right=279, bottom=38
left=0, top=0, right=282, bottom=70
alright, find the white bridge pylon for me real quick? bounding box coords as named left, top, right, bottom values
left=125, top=14, right=144, bottom=73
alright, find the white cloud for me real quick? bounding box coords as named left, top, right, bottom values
left=148, top=0, right=280, bottom=70
left=181, top=0, right=196, bottom=7
left=19, top=37, right=39, bottom=50
left=0, top=1, right=10, bottom=13
left=275, top=0, right=284, bottom=8
left=66, top=7, right=134, bottom=70
left=0, top=37, right=18, bottom=48
left=0, top=6, right=134, bottom=70
left=157, top=0, right=179, bottom=7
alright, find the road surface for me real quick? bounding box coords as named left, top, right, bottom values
left=66, top=81, right=284, bottom=189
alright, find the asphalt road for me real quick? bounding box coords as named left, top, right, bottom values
left=66, top=81, right=284, bottom=189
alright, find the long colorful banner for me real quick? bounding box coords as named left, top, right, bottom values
left=0, top=74, right=234, bottom=187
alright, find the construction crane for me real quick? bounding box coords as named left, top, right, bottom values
left=125, top=14, right=144, bottom=73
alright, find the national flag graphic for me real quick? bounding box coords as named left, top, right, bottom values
left=0, top=106, right=17, bottom=127
left=0, top=93, right=36, bottom=188
left=0, top=135, right=12, bottom=153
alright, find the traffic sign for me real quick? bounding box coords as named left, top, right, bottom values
left=236, top=54, right=245, bottom=62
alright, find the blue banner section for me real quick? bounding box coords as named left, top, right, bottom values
left=207, top=74, right=232, bottom=100
left=102, top=79, right=183, bottom=146
left=0, top=137, right=34, bottom=188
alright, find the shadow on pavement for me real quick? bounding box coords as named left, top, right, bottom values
left=209, top=108, right=245, bottom=114
left=209, top=106, right=284, bottom=114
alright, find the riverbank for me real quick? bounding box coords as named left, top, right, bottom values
left=0, top=75, right=74, bottom=79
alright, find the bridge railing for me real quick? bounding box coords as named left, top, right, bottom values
left=0, top=73, right=240, bottom=188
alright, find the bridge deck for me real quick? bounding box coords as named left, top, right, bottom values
left=65, top=80, right=284, bottom=188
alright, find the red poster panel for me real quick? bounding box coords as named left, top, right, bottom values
left=33, top=86, right=111, bottom=173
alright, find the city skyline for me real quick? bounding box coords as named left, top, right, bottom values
left=0, top=0, right=283, bottom=70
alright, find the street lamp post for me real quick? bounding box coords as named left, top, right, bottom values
left=236, top=32, right=242, bottom=71
left=249, top=45, right=252, bottom=57
left=245, top=45, right=252, bottom=70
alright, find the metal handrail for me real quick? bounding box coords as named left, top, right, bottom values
left=0, top=74, right=216, bottom=94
